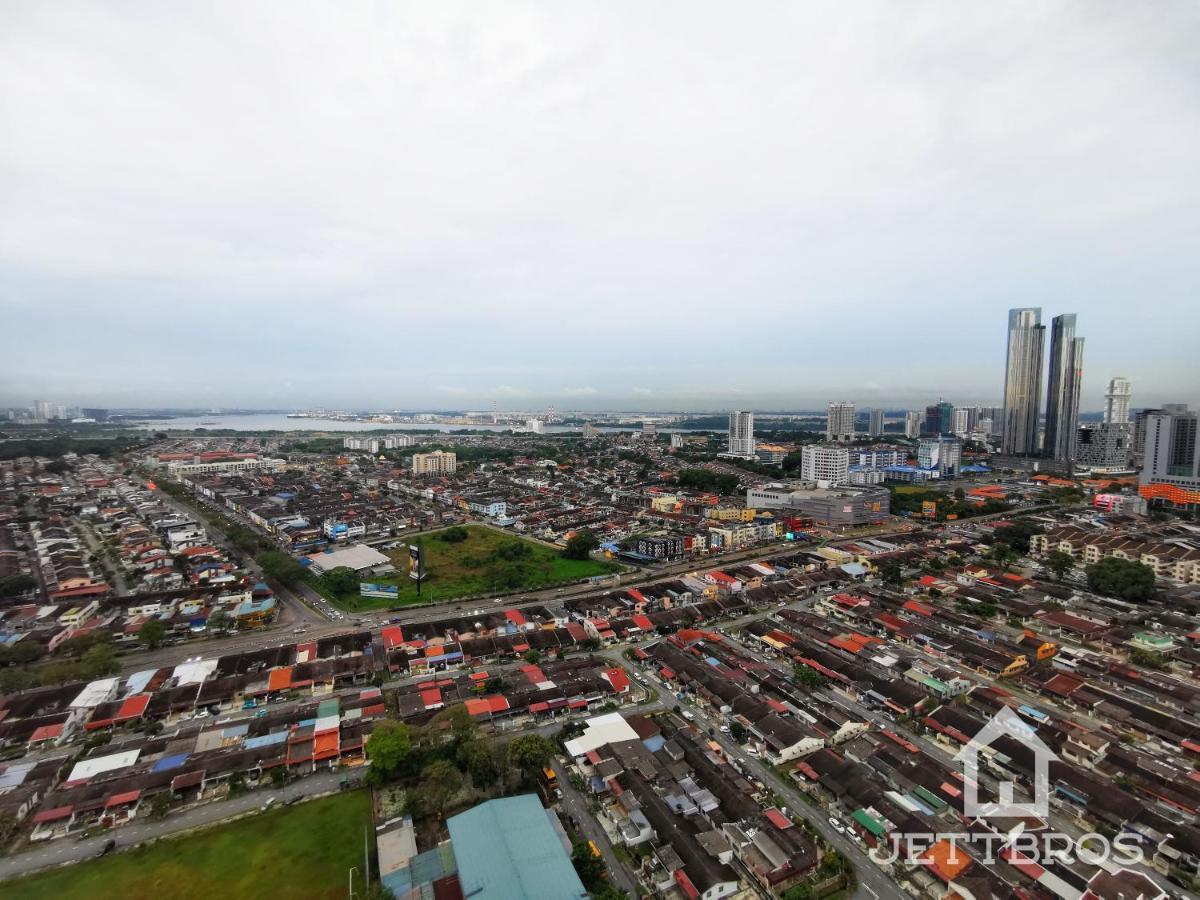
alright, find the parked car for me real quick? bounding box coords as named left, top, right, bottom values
left=96, top=839, right=116, bottom=858
left=828, top=816, right=846, bottom=834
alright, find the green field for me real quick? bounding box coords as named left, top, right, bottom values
left=326, top=525, right=621, bottom=611
left=10, top=791, right=372, bottom=900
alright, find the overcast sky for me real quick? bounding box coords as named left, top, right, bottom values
left=2, top=2, right=1198, bottom=413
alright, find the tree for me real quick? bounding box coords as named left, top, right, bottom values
left=0, top=667, right=36, bottom=695
left=228, top=771, right=247, bottom=796
left=457, top=738, right=500, bottom=787
left=147, top=792, right=172, bottom=820
left=878, top=561, right=904, bottom=586
left=793, top=663, right=827, bottom=689
left=523, top=648, right=541, bottom=665
left=432, top=704, right=477, bottom=745
left=1086, top=557, right=1156, bottom=602
left=139, top=618, right=168, bottom=649
left=0, top=808, right=19, bottom=847
left=571, top=839, right=607, bottom=890
left=507, top=733, right=557, bottom=780
left=321, top=566, right=360, bottom=599
left=0, top=574, right=36, bottom=598
left=207, top=609, right=232, bottom=633
left=991, top=521, right=1043, bottom=554
left=730, top=722, right=748, bottom=743
left=418, top=760, right=463, bottom=820
left=80, top=644, right=119, bottom=680
left=257, top=551, right=309, bottom=586
left=362, top=883, right=396, bottom=900
left=989, top=542, right=1018, bottom=572
left=270, top=766, right=289, bottom=787
left=1043, top=550, right=1075, bottom=582
left=365, top=720, right=412, bottom=785
left=782, top=885, right=813, bottom=900
left=562, top=530, right=600, bottom=560
left=953, top=488, right=966, bottom=501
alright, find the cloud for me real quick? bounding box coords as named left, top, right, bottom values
left=1, top=2, right=1197, bottom=410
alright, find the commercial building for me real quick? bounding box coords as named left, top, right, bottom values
left=526, top=418, right=544, bottom=434
left=1044, top=313, right=1085, bottom=461
left=754, top=443, right=788, bottom=466
left=1104, top=376, right=1133, bottom=424
left=904, top=410, right=921, bottom=439
left=166, top=457, right=285, bottom=477
left=826, top=402, right=855, bottom=442
left=923, top=402, right=954, bottom=437
left=727, top=411, right=755, bottom=458
left=800, top=445, right=849, bottom=486
left=636, top=534, right=686, bottom=561
left=917, top=436, right=961, bottom=477
left=746, top=483, right=889, bottom=526
left=1139, top=405, right=1200, bottom=509
left=1075, top=423, right=1133, bottom=474
left=952, top=407, right=970, bottom=436
left=868, top=408, right=884, bottom=437
left=641, top=421, right=657, bottom=440
left=304, top=543, right=394, bottom=576
left=670, top=432, right=684, bottom=449
left=1001, top=307, right=1045, bottom=455
left=411, top=450, right=457, bottom=476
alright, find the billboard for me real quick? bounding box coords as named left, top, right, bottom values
left=408, top=544, right=422, bottom=580
left=360, top=583, right=399, bottom=599
left=922, top=500, right=938, bottom=519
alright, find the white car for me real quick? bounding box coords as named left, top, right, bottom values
left=828, top=816, right=846, bottom=834
left=719, top=725, right=730, bottom=734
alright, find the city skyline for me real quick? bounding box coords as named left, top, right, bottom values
left=3, top=3, right=1200, bottom=410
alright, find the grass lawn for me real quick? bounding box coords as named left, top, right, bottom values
left=10, top=790, right=372, bottom=900
left=324, top=525, right=621, bottom=612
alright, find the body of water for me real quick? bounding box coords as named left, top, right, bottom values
left=132, top=413, right=684, bottom=434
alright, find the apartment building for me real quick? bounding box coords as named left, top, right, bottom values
left=411, top=450, right=457, bottom=476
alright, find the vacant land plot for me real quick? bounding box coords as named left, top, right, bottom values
left=328, top=525, right=620, bottom=611
left=10, top=790, right=372, bottom=900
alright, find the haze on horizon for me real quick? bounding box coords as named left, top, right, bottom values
left=2, top=2, right=1199, bottom=414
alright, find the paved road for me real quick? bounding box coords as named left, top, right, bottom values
left=678, top=700, right=904, bottom=900
left=550, top=758, right=641, bottom=897
left=0, top=770, right=358, bottom=883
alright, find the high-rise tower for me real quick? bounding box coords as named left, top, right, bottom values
left=728, top=411, right=755, bottom=457
left=1044, top=314, right=1085, bottom=461
left=1001, top=308, right=1046, bottom=456
left=1104, top=377, right=1132, bottom=424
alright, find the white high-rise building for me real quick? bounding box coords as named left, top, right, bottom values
left=952, top=408, right=970, bottom=436
left=728, top=411, right=755, bottom=457
left=868, top=408, right=885, bottom=437
left=801, top=444, right=850, bottom=485
left=904, top=411, right=922, bottom=439
left=918, top=436, right=962, bottom=476
left=1002, top=308, right=1045, bottom=456
left=827, top=402, right=856, bottom=442
left=526, top=418, right=544, bottom=434
left=1104, top=377, right=1132, bottom=424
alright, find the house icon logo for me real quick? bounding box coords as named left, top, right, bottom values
left=953, top=706, right=1058, bottom=818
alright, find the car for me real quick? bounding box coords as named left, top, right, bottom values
left=719, top=725, right=730, bottom=734
left=96, top=839, right=116, bottom=858
left=261, top=796, right=277, bottom=811
left=828, top=816, right=846, bottom=833
left=285, top=795, right=303, bottom=806
left=681, top=710, right=695, bottom=721
left=745, top=746, right=758, bottom=756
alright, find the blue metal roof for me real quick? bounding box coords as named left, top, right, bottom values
left=447, top=794, right=587, bottom=900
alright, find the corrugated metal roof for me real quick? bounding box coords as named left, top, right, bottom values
left=447, top=795, right=587, bottom=900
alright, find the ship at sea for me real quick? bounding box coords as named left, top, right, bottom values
left=286, top=412, right=313, bottom=418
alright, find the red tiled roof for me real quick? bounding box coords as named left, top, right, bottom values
left=115, top=693, right=151, bottom=721
left=33, top=806, right=73, bottom=824
left=105, top=790, right=141, bottom=807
